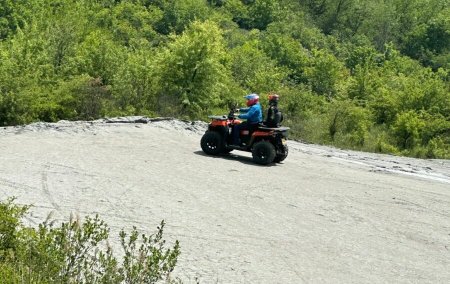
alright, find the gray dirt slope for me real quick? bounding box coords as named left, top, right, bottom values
left=1, top=117, right=449, bottom=283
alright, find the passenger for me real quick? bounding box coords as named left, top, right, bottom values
left=264, top=94, right=283, bottom=128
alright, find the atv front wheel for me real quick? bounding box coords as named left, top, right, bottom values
left=274, top=145, right=288, bottom=163
left=252, top=141, right=276, bottom=165
left=201, top=131, right=224, bottom=155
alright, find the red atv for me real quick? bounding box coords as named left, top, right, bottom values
left=200, top=109, right=289, bottom=165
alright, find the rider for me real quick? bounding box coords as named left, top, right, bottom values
left=264, top=93, right=283, bottom=127
left=233, top=93, right=263, bottom=145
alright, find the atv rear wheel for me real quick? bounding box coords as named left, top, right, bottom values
left=201, top=131, right=224, bottom=155
left=252, top=141, right=276, bottom=165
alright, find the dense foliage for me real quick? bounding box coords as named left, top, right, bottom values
left=0, top=0, right=448, bottom=158
left=0, top=198, right=180, bottom=283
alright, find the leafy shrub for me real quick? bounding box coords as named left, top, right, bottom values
left=327, top=99, right=373, bottom=147
left=230, top=40, right=286, bottom=93
left=156, top=20, right=231, bottom=118
left=426, top=137, right=450, bottom=159
left=45, top=75, right=111, bottom=121
left=0, top=92, right=32, bottom=126
left=0, top=198, right=30, bottom=256
left=391, top=110, right=426, bottom=149
left=304, top=49, right=347, bottom=97
left=111, top=49, right=158, bottom=116
left=0, top=198, right=180, bottom=284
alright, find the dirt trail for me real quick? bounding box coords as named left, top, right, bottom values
left=1, top=118, right=449, bottom=283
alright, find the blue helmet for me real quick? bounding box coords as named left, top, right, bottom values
left=244, top=93, right=259, bottom=100
left=244, top=93, right=259, bottom=106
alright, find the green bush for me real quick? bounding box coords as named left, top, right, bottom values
left=0, top=198, right=180, bottom=284
left=391, top=110, right=426, bottom=149
left=326, top=99, right=373, bottom=147
left=304, top=49, right=347, bottom=97
left=426, top=137, right=450, bottom=159
left=0, top=92, right=32, bottom=126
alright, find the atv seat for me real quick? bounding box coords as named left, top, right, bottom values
left=258, top=126, right=290, bottom=131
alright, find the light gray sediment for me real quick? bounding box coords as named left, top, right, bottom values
left=1, top=118, right=449, bottom=283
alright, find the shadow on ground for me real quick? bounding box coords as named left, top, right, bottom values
left=193, top=151, right=279, bottom=167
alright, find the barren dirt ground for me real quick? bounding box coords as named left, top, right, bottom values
left=1, top=118, right=449, bottom=283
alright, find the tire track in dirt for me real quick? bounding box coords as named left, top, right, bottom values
left=0, top=177, right=38, bottom=192
left=1, top=118, right=449, bottom=283
left=289, top=143, right=450, bottom=184
left=44, top=161, right=128, bottom=218
left=41, top=165, right=62, bottom=212
left=0, top=177, right=41, bottom=226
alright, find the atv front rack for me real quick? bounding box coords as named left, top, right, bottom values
left=208, top=115, right=228, bottom=120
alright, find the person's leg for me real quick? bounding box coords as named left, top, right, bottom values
left=233, top=122, right=247, bottom=145
left=248, top=123, right=258, bottom=133
left=233, top=124, right=241, bottom=145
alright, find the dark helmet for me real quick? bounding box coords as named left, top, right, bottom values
left=268, top=94, right=279, bottom=102
left=268, top=94, right=279, bottom=106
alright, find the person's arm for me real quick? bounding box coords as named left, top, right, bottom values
left=266, top=107, right=274, bottom=123
left=239, top=107, right=249, bottom=113
left=238, top=105, right=256, bottom=119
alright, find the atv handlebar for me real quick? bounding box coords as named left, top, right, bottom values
left=227, top=108, right=239, bottom=120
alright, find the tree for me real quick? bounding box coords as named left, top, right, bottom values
left=300, top=0, right=368, bottom=37
left=402, top=8, right=450, bottom=69
left=155, top=0, right=210, bottom=34
left=305, top=49, right=347, bottom=97
left=74, top=30, right=125, bottom=85
left=112, top=48, right=158, bottom=115
left=248, top=0, right=281, bottom=30
left=224, top=0, right=281, bottom=30
left=96, top=1, right=163, bottom=47
left=261, top=33, right=311, bottom=84
left=391, top=110, right=425, bottom=149
left=230, top=39, right=286, bottom=93
left=156, top=20, right=231, bottom=117
left=0, top=0, right=30, bottom=39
